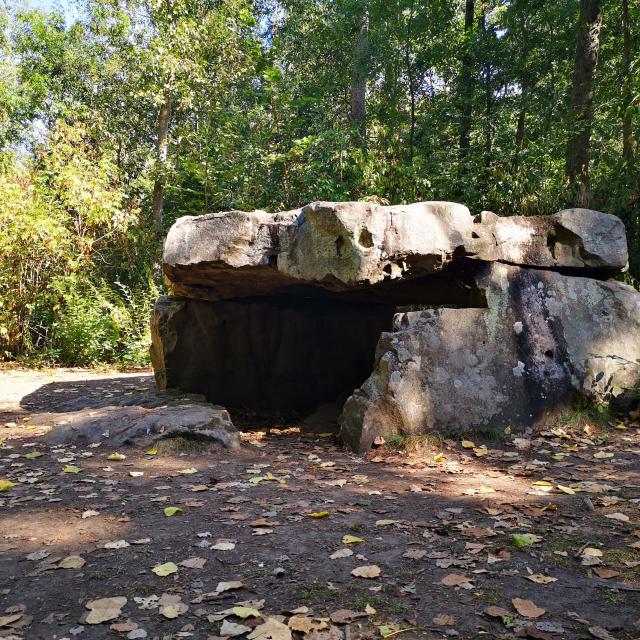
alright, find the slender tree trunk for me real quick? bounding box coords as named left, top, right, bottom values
left=622, top=0, right=635, bottom=169
left=480, top=9, right=492, bottom=171
left=459, top=0, right=475, bottom=159
left=152, top=90, right=172, bottom=238
left=513, top=105, right=526, bottom=172
left=512, top=9, right=529, bottom=174
left=565, top=0, right=603, bottom=207
left=404, top=0, right=416, bottom=163
left=350, top=11, right=369, bottom=137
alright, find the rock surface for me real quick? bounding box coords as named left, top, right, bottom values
left=40, top=380, right=240, bottom=449
left=153, top=200, right=638, bottom=451
left=163, top=201, right=628, bottom=301
left=341, top=263, right=640, bottom=450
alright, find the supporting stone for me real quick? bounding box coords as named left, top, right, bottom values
left=340, top=263, right=640, bottom=451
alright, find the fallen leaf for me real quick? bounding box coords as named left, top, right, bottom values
left=593, top=567, right=620, bottom=579
left=330, top=610, right=367, bottom=624
left=461, top=440, right=475, bottom=449
left=593, top=451, right=614, bottom=459
left=158, top=593, right=188, bottom=619
left=0, top=614, right=23, bottom=627
left=24, top=451, right=42, bottom=459
left=0, top=480, right=16, bottom=492
left=111, top=621, right=138, bottom=632
left=525, top=574, right=557, bottom=585
left=152, top=562, right=178, bottom=577
left=605, top=512, right=629, bottom=522
left=342, top=535, right=364, bottom=544
left=215, top=580, right=244, bottom=593
left=59, top=555, right=85, bottom=569
left=221, top=620, right=252, bottom=636
left=403, top=549, right=427, bottom=560
left=484, top=606, right=511, bottom=618
left=557, top=485, right=576, bottom=495
left=104, top=540, right=129, bottom=549
left=180, top=557, right=206, bottom=569
left=375, top=519, right=399, bottom=526
left=289, top=615, right=328, bottom=632
left=512, top=533, right=543, bottom=548
left=85, top=596, right=127, bottom=624
left=433, top=613, right=456, bottom=626
left=330, top=548, right=353, bottom=559
left=247, top=617, right=293, bottom=640
left=107, top=452, right=126, bottom=461
left=589, top=626, right=618, bottom=640
left=305, top=511, right=330, bottom=518
left=82, top=510, right=99, bottom=519
left=164, top=506, right=183, bottom=517
left=212, top=541, right=236, bottom=551
left=232, top=606, right=263, bottom=619
left=512, top=598, right=545, bottom=618
left=351, top=565, right=381, bottom=578
left=63, top=465, right=82, bottom=474
left=441, top=574, right=472, bottom=587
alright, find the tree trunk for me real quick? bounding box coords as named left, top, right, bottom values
left=565, top=0, right=603, bottom=207
left=622, top=0, right=635, bottom=169
left=404, top=0, right=416, bottom=163
left=152, top=90, right=172, bottom=238
left=459, top=0, right=475, bottom=159
left=350, top=11, right=368, bottom=137
left=480, top=8, right=492, bottom=171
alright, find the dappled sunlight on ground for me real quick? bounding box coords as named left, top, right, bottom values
left=0, top=369, right=639, bottom=639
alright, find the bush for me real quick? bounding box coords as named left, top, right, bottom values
left=49, top=277, right=158, bottom=367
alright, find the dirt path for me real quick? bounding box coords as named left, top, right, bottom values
left=0, top=369, right=639, bottom=640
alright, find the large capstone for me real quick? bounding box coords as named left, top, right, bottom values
left=152, top=200, right=639, bottom=449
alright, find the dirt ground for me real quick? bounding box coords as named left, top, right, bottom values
left=0, top=368, right=639, bottom=640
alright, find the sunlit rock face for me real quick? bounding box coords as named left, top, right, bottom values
left=152, top=200, right=638, bottom=451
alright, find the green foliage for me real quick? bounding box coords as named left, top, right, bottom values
left=0, top=0, right=639, bottom=366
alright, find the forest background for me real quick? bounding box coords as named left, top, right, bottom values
left=0, top=0, right=638, bottom=367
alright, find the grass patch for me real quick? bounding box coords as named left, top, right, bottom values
left=387, top=433, right=442, bottom=453
left=477, top=584, right=505, bottom=606
left=154, top=436, right=216, bottom=454
left=291, top=580, right=338, bottom=606
left=556, top=397, right=612, bottom=431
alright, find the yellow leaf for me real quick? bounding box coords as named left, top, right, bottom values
left=63, top=465, right=82, bottom=474
left=461, top=440, right=475, bottom=449
left=533, top=480, right=552, bottom=487
left=342, top=535, right=364, bottom=544
left=146, top=447, right=158, bottom=455
left=107, top=452, right=126, bottom=461
left=433, top=452, right=445, bottom=462
left=615, top=423, right=627, bottom=430
left=473, top=447, right=488, bottom=457
left=164, top=506, right=183, bottom=517
left=557, top=485, right=575, bottom=495
left=593, top=451, right=614, bottom=459
left=25, top=451, right=43, bottom=459
left=232, top=606, right=262, bottom=619
left=305, top=511, right=330, bottom=518
left=152, top=562, right=178, bottom=576
left=0, top=479, right=16, bottom=492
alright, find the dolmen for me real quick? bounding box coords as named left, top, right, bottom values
left=150, top=201, right=640, bottom=451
